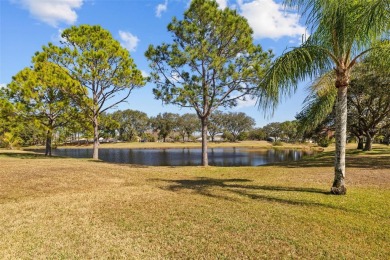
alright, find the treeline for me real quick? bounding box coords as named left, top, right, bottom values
left=0, top=108, right=259, bottom=147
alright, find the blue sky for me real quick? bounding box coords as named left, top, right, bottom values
left=0, top=0, right=310, bottom=127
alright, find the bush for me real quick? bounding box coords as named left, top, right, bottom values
left=222, top=131, right=234, bottom=142
left=237, top=132, right=249, bottom=141
left=141, top=133, right=156, bottom=142
left=0, top=132, right=23, bottom=149
left=272, top=140, right=283, bottom=146
left=317, top=136, right=333, bottom=147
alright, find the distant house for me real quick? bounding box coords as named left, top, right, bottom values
left=196, top=134, right=224, bottom=142
left=99, top=137, right=118, bottom=143
left=266, top=137, right=276, bottom=142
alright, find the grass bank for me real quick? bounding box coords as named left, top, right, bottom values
left=0, top=145, right=389, bottom=258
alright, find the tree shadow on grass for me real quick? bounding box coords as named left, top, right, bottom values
left=90, top=159, right=149, bottom=168
left=0, top=152, right=62, bottom=159
left=276, top=150, right=390, bottom=169
left=150, top=177, right=357, bottom=212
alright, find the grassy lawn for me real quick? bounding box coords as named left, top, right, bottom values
left=0, top=144, right=389, bottom=258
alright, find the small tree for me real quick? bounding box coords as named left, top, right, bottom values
left=177, top=113, right=199, bottom=142
left=248, top=128, right=267, bottom=141
left=208, top=110, right=225, bottom=142
left=99, top=113, right=120, bottom=140
left=146, top=0, right=272, bottom=165
left=112, top=110, right=150, bottom=141
left=0, top=88, right=16, bottom=146
left=222, top=112, right=255, bottom=142
left=7, top=61, right=81, bottom=155
left=151, top=113, right=180, bottom=142
left=263, top=122, right=282, bottom=141
left=38, top=25, right=145, bottom=159
left=279, top=120, right=300, bottom=142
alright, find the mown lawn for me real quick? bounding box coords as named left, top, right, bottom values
left=0, top=145, right=389, bottom=258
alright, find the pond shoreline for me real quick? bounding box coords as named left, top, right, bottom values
left=24, top=147, right=317, bottom=167
left=24, top=140, right=323, bottom=151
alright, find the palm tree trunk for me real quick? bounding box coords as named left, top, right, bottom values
left=331, top=86, right=347, bottom=195
left=201, top=117, right=208, bottom=166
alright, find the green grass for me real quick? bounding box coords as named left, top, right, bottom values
left=0, top=144, right=389, bottom=258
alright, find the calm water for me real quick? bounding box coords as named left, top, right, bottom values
left=32, top=148, right=314, bottom=166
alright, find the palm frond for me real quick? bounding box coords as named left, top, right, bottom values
left=299, top=72, right=336, bottom=132
left=283, top=0, right=347, bottom=31
left=256, top=44, right=333, bottom=114
left=360, top=0, right=390, bottom=36
left=285, top=0, right=389, bottom=58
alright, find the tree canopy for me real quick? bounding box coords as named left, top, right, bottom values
left=37, top=24, right=145, bottom=159
left=7, top=61, right=82, bottom=155
left=145, top=0, right=272, bottom=165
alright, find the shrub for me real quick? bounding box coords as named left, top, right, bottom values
left=317, top=136, right=333, bottom=147
left=273, top=140, right=283, bottom=146
left=141, top=133, right=156, bottom=142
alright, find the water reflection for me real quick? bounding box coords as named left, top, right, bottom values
left=30, top=147, right=314, bottom=166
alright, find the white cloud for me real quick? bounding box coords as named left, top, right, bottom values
left=156, top=0, right=168, bottom=18
left=237, top=0, right=306, bottom=40
left=216, top=0, right=228, bottom=9
left=0, top=83, right=6, bottom=89
left=119, top=31, right=140, bottom=52
left=141, top=70, right=150, bottom=78
left=235, top=97, right=257, bottom=109
left=12, top=0, right=83, bottom=27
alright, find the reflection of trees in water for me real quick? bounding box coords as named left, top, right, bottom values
left=32, top=148, right=311, bottom=166
left=267, top=149, right=304, bottom=163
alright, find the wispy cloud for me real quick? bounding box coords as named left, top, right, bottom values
left=216, top=0, right=228, bottom=9
left=119, top=31, right=140, bottom=52
left=11, top=0, right=83, bottom=27
left=235, top=97, right=257, bottom=109
left=156, top=0, right=168, bottom=18
left=141, top=70, right=150, bottom=78
left=237, top=0, right=306, bottom=40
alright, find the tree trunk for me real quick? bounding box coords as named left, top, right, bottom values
left=331, top=86, right=347, bottom=195
left=201, top=117, right=208, bottom=166
left=45, top=129, right=52, bottom=156
left=357, top=136, right=364, bottom=150
left=363, top=134, right=373, bottom=151
left=92, top=114, right=99, bottom=160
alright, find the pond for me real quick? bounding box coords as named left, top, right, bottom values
left=31, top=148, right=315, bottom=166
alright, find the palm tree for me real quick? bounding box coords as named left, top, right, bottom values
left=299, top=55, right=390, bottom=150
left=257, top=0, right=390, bottom=195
